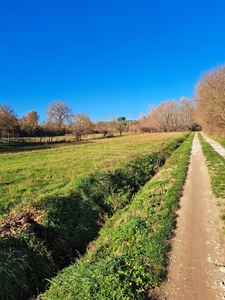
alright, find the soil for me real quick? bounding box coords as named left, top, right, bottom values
left=0, top=210, right=44, bottom=238
left=148, top=133, right=225, bottom=300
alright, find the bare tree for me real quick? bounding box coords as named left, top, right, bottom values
left=194, top=65, right=225, bottom=135
left=117, top=117, right=126, bottom=136
left=46, top=100, right=73, bottom=127
left=156, top=100, right=178, bottom=132
left=20, top=110, right=39, bottom=136
left=0, top=104, right=18, bottom=138
left=139, top=98, right=193, bottom=133
left=140, top=100, right=177, bottom=132
left=94, top=121, right=116, bottom=137
left=94, top=121, right=106, bottom=135
left=73, top=113, right=93, bottom=141
left=178, top=97, right=193, bottom=130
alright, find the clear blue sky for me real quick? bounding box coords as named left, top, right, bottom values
left=1, top=0, right=225, bottom=122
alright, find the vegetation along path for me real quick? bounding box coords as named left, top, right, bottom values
left=156, top=133, right=225, bottom=299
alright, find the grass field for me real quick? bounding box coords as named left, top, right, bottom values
left=39, top=133, right=194, bottom=300
left=0, top=132, right=187, bottom=218
left=0, top=131, right=191, bottom=300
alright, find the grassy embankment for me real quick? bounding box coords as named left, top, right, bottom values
left=203, top=132, right=225, bottom=149
left=39, top=133, right=194, bottom=300
left=198, top=133, right=225, bottom=219
left=0, top=132, right=190, bottom=300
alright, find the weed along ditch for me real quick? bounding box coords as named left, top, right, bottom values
left=0, top=132, right=192, bottom=300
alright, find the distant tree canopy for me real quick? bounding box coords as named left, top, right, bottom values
left=194, top=65, right=225, bottom=136
left=117, top=117, right=126, bottom=122
left=46, top=100, right=73, bottom=127
left=72, top=113, right=93, bottom=141
left=0, top=104, right=18, bottom=136
left=139, top=97, right=194, bottom=133
left=94, top=117, right=130, bottom=137
left=20, top=110, right=39, bottom=136
left=116, top=117, right=127, bottom=135
left=0, top=93, right=201, bottom=141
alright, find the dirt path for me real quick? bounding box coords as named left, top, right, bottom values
left=153, top=133, right=225, bottom=299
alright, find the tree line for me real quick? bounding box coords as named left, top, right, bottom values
left=138, top=63, right=225, bottom=136
left=137, top=97, right=196, bottom=133
left=194, top=64, right=225, bottom=136
left=0, top=98, right=195, bottom=143
left=0, top=98, right=197, bottom=143
left=2, top=62, right=224, bottom=143
left=0, top=100, right=130, bottom=142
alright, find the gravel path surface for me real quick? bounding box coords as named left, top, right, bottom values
left=151, top=133, right=225, bottom=300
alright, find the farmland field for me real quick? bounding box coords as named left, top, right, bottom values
left=39, top=132, right=193, bottom=300
left=0, top=132, right=187, bottom=218
left=0, top=132, right=191, bottom=300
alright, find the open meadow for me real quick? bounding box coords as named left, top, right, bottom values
left=0, top=132, right=192, bottom=300
left=0, top=132, right=187, bottom=218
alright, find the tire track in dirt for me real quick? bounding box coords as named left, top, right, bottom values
left=153, top=133, right=225, bottom=300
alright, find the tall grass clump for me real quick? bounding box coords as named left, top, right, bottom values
left=0, top=232, right=57, bottom=300
left=39, top=133, right=193, bottom=300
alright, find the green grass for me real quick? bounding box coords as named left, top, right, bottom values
left=198, top=133, right=225, bottom=228
left=0, top=232, right=57, bottom=300
left=0, top=132, right=188, bottom=218
left=203, top=132, right=225, bottom=148
left=218, top=138, right=225, bottom=148
left=198, top=133, right=225, bottom=198
left=38, top=133, right=193, bottom=300
left=0, top=132, right=191, bottom=300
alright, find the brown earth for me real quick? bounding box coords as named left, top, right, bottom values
left=148, top=133, right=225, bottom=300
left=0, top=210, right=44, bottom=238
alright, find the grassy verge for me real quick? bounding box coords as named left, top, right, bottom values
left=198, top=133, right=225, bottom=227
left=203, top=132, right=225, bottom=148
left=0, top=133, right=190, bottom=300
left=198, top=133, right=225, bottom=198
left=38, top=133, right=193, bottom=300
